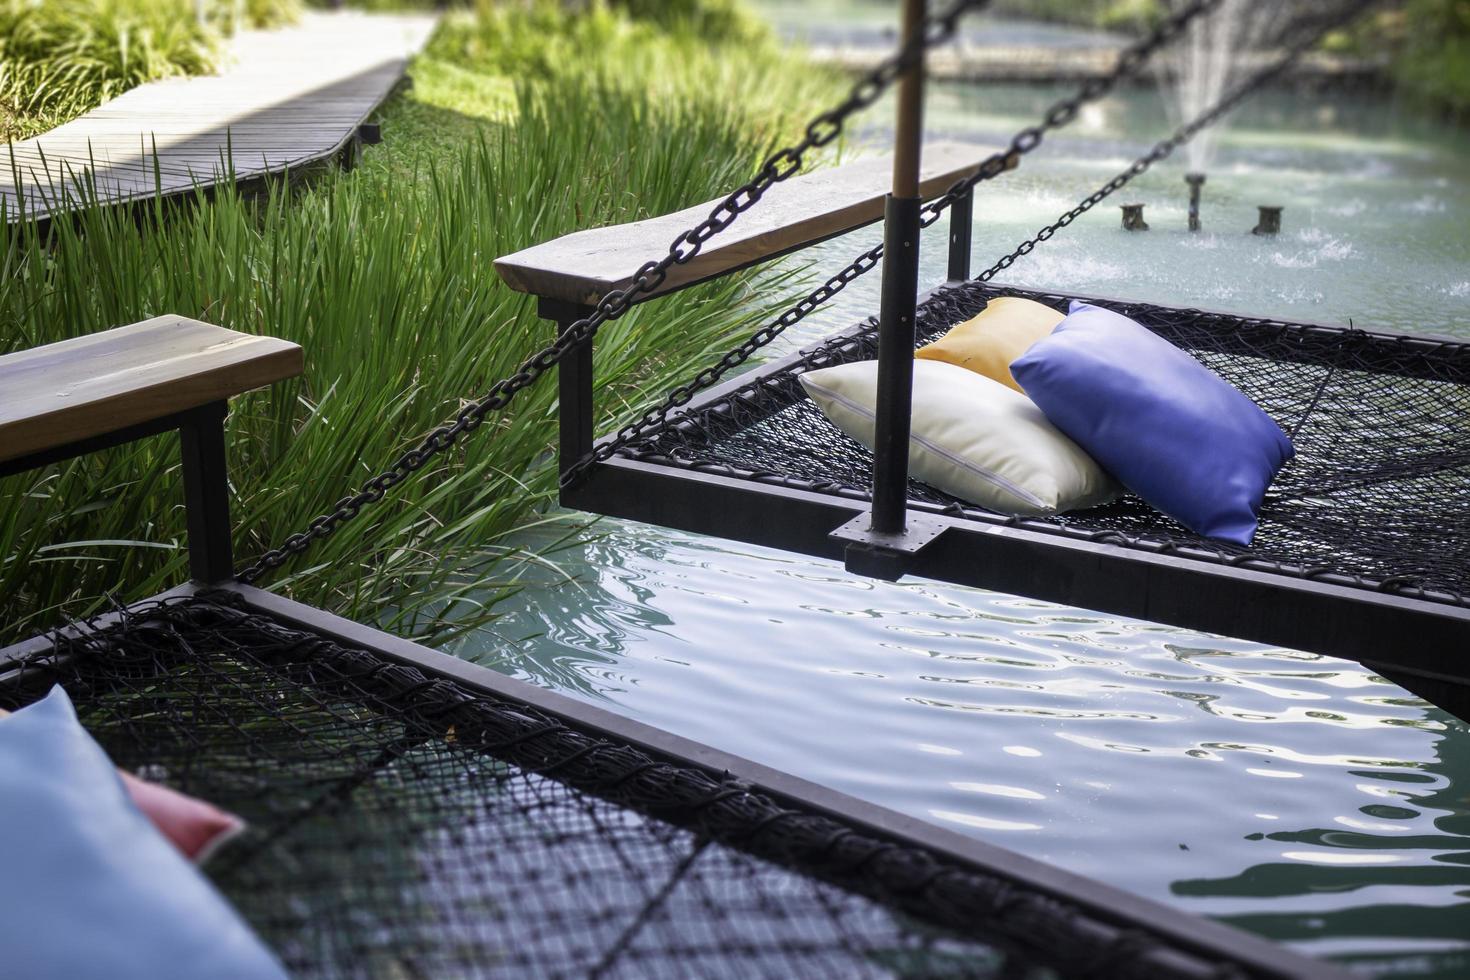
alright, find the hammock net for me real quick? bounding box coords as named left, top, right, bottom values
left=0, top=590, right=1252, bottom=979
left=620, top=281, right=1470, bottom=608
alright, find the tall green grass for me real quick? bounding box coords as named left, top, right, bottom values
left=0, top=0, right=300, bottom=141
left=0, top=2, right=843, bottom=647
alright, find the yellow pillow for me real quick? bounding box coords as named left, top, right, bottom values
left=915, top=296, right=1064, bottom=392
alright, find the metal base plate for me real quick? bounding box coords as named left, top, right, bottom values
left=831, top=512, right=952, bottom=582
left=829, top=511, right=951, bottom=552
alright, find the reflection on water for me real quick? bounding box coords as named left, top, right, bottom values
left=460, top=527, right=1470, bottom=976
left=457, top=79, right=1470, bottom=976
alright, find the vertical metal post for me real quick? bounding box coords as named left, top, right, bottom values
left=946, top=184, right=973, bottom=282
left=178, top=401, right=235, bottom=584
left=1185, top=172, right=1205, bottom=232
left=538, top=298, right=597, bottom=480
left=869, top=0, right=927, bottom=536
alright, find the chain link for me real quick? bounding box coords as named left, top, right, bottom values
left=237, top=0, right=991, bottom=583
left=560, top=0, right=1227, bottom=488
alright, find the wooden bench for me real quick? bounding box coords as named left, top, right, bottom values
left=494, top=140, right=1004, bottom=311
left=0, top=316, right=303, bottom=582
left=494, top=140, right=1007, bottom=472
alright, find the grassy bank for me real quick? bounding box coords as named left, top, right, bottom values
left=0, top=1, right=843, bottom=646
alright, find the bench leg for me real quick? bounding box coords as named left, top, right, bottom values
left=179, top=401, right=235, bottom=584
left=537, top=299, right=598, bottom=480
left=947, top=184, right=973, bottom=283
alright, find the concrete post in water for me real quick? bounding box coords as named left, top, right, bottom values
left=1120, top=204, right=1149, bottom=231
left=1185, top=173, right=1206, bottom=232
left=1253, top=205, right=1283, bottom=235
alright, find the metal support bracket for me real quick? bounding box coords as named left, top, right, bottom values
left=178, top=400, right=235, bottom=584
left=537, top=297, right=598, bottom=481
left=2, top=401, right=236, bottom=586
left=830, top=511, right=950, bottom=582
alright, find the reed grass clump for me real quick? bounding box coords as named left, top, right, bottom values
left=0, top=2, right=843, bottom=646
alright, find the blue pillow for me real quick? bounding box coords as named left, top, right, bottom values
left=0, top=688, right=286, bottom=980
left=1010, top=302, right=1293, bottom=545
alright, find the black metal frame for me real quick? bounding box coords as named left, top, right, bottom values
left=1, top=401, right=235, bottom=583
left=563, top=456, right=1470, bottom=708
left=528, top=258, right=1470, bottom=721
left=870, top=193, right=923, bottom=535
left=0, top=582, right=1350, bottom=980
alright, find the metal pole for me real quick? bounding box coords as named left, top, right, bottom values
left=1185, top=172, right=1205, bottom=232
left=946, top=185, right=973, bottom=282
left=870, top=0, right=926, bottom=535
left=539, top=298, right=597, bottom=481
left=179, top=401, right=235, bottom=584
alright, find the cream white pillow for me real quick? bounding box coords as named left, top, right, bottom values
left=798, top=359, right=1118, bottom=515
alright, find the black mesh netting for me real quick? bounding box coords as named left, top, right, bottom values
left=623, top=281, right=1470, bottom=607
left=0, top=591, right=1253, bottom=979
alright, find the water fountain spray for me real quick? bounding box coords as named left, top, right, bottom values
left=1185, top=173, right=1205, bottom=232
left=1160, top=0, right=1289, bottom=175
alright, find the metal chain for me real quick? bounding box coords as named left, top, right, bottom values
left=236, top=0, right=990, bottom=583
left=559, top=0, right=1226, bottom=488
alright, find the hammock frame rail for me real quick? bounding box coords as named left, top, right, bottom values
left=0, top=581, right=1348, bottom=979
left=542, top=279, right=1470, bottom=723
left=1, top=308, right=1344, bottom=978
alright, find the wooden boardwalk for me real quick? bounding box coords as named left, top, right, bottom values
left=2, top=11, right=436, bottom=221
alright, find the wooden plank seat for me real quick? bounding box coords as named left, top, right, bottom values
left=0, top=316, right=301, bottom=465
left=1, top=316, right=302, bottom=583
left=495, top=140, right=1006, bottom=308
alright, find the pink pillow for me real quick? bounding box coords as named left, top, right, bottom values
left=117, top=770, right=245, bottom=863
left=0, top=707, right=244, bottom=862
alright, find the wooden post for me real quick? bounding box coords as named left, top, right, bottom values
left=890, top=0, right=926, bottom=202
left=869, top=0, right=927, bottom=536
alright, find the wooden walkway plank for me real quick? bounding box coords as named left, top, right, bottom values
left=2, top=11, right=436, bottom=222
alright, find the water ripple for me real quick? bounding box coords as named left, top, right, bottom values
left=460, top=522, right=1470, bottom=976
left=458, top=81, right=1470, bottom=976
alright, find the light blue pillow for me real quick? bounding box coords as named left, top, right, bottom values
left=1011, top=302, right=1294, bottom=546
left=0, top=688, right=286, bottom=980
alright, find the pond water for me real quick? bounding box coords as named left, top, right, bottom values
left=455, top=17, right=1470, bottom=978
